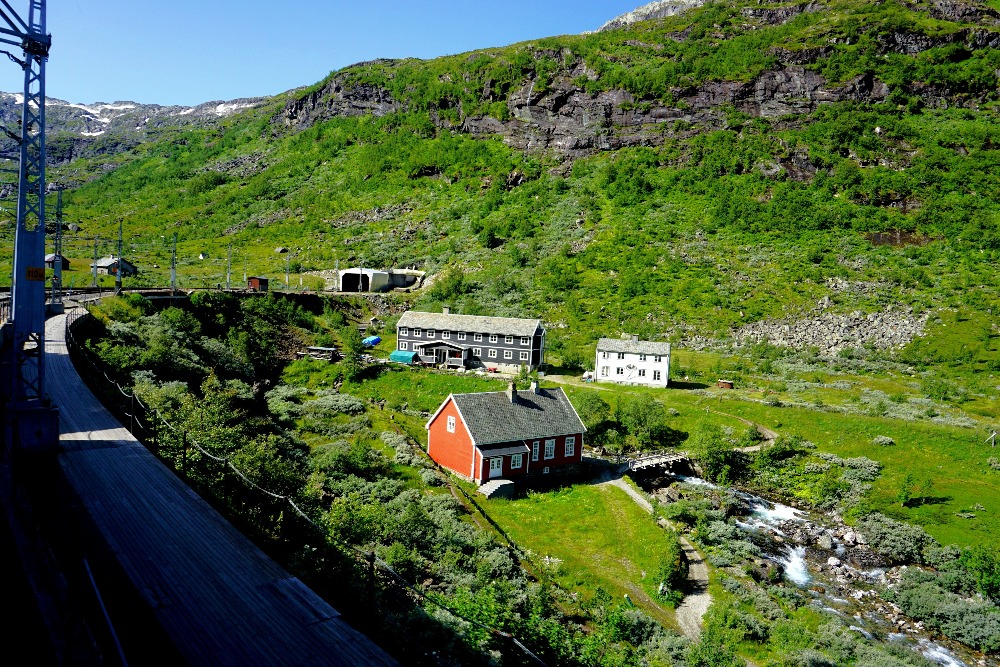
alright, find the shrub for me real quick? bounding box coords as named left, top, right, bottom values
left=306, top=391, right=365, bottom=416
left=420, top=468, right=443, bottom=486
left=890, top=575, right=1000, bottom=653
left=872, top=435, right=895, bottom=447
left=855, top=512, right=936, bottom=564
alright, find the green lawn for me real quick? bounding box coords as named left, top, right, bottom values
left=554, top=372, right=1000, bottom=551
left=483, top=483, right=679, bottom=628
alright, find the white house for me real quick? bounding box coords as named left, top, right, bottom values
left=595, top=336, right=670, bottom=387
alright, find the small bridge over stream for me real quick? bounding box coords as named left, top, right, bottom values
left=628, top=450, right=690, bottom=472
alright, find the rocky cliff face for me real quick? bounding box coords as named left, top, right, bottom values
left=274, top=56, right=893, bottom=159
left=275, top=1, right=999, bottom=160
left=0, top=93, right=267, bottom=166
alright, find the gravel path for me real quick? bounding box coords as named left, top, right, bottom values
left=675, top=537, right=710, bottom=641
left=598, top=474, right=711, bottom=640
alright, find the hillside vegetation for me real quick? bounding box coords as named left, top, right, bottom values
left=5, top=1, right=993, bottom=357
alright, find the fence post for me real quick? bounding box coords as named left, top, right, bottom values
left=366, top=551, right=376, bottom=610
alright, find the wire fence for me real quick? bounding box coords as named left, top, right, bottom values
left=63, top=304, right=548, bottom=667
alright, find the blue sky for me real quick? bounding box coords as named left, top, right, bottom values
left=0, top=1, right=644, bottom=106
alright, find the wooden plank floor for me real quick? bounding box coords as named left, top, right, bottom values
left=44, top=311, right=397, bottom=666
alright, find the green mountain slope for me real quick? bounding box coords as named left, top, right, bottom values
left=13, top=0, right=1000, bottom=371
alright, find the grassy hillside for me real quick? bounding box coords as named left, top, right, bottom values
left=6, top=0, right=1000, bottom=397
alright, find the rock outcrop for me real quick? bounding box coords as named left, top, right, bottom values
left=598, top=0, right=708, bottom=31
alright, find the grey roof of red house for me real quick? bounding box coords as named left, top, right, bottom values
left=397, top=311, right=542, bottom=337
left=452, top=387, right=586, bottom=447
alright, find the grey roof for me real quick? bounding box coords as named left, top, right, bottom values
left=397, top=311, right=542, bottom=337
left=597, top=338, right=672, bottom=356
left=452, top=387, right=585, bottom=447
left=92, top=256, right=135, bottom=268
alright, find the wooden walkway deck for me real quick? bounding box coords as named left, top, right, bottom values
left=41, top=312, right=397, bottom=666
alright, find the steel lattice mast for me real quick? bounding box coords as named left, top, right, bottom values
left=0, top=0, right=50, bottom=405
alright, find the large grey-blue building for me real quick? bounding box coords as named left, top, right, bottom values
left=395, top=307, right=544, bottom=371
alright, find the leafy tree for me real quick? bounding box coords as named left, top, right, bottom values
left=896, top=471, right=915, bottom=507
left=575, top=391, right=611, bottom=432
left=340, top=325, right=365, bottom=381
left=961, top=545, right=1000, bottom=603
left=615, top=395, right=676, bottom=450
left=689, top=423, right=738, bottom=484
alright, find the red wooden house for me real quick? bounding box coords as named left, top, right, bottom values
left=426, top=382, right=586, bottom=484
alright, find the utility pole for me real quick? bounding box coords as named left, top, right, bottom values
left=285, top=253, right=291, bottom=288
left=51, top=185, right=63, bottom=309
left=170, top=233, right=177, bottom=295
left=226, top=244, right=231, bottom=290
left=92, top=236, right=98, bottom=287
left=115, top=218, right=123, bottom=292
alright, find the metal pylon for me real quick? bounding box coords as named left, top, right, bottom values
left=1, top=0, right=51, bottom=405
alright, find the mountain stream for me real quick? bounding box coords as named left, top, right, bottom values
left=653, top=475, right=993, bottom=667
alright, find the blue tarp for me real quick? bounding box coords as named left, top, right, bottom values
left=389, top=349, right=419, bottom=364
left=362, top=335, right=381, bottom=347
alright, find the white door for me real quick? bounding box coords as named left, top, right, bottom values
left=489, top=457, right=503, bottom=478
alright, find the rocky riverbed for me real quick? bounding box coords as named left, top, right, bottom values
left=646, top=474, right=996, bottom=667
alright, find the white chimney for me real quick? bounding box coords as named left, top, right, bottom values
left=506, top=382, right=516, bottom=402
left=442, top=306, right=450, bottom=315
left=530, top=380, right=539, bottom=394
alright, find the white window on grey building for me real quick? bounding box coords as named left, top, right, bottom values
left=400, top=342, right=408, bottom=350
left=489, top=334, right=498, bottom=343
left=399, top=327, right=408, bottom=336
left=505, top=335, right=514, bottom=344
left=544, top=439, right=555, bottom=459
left=473, top=347, right=482, bottom=357
left=442, top=331, right=450, bottom=339
left=427, top=329, right=435, bottom=338
left=520, top=337, right=529, bottom=345
left=519, top=351, right=529, bottom=361
left=489, top=349, right=497, bottom=358
left=504, top=350, right=512, bottom=359
left=474, top=333, right=483, bottom=342
left=413, top=328, right=422, bottom=337
left=458, top=332, right=466, bottom=340
left=565, top=436, right=576, bottom=457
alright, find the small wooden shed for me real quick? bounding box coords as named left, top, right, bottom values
left=247, top=276, right=269, bottom=292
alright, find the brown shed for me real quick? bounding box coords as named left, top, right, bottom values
left=247, top=276, right=269, bottom=292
